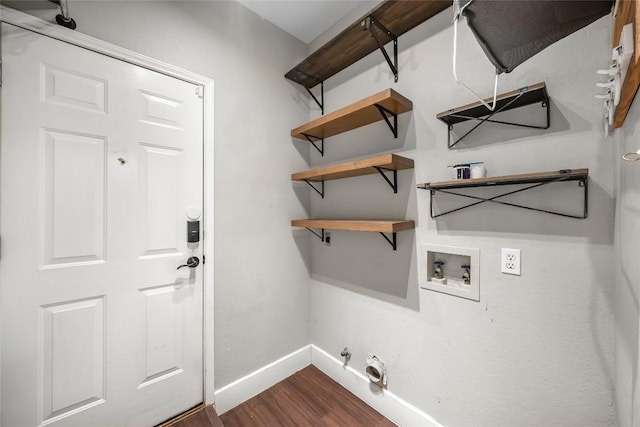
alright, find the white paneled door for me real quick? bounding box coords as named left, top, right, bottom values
left=1, top=23, right=204, bottom=426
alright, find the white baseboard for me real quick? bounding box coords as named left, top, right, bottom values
left=311, top=344, right=443, bottom=427
left=213, top=344, right=442, bottom=427
left=213, top=345, right=312, bottom=414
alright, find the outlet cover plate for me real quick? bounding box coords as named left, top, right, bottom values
left=501, top=248, right=521, bottom=275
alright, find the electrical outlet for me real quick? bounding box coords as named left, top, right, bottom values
left=501, top=248, right=521, bottom=275
left=324, top=231, right=331, bottom=246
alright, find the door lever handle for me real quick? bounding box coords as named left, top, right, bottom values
left=177, top=256, right=200, bottom=270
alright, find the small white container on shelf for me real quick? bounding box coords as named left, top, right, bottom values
left=470, top=163, right=487, bottom=178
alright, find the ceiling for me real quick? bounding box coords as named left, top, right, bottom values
left=236, top=0, right=380, bottom=44
left=2, top=0, right=379, bottom=45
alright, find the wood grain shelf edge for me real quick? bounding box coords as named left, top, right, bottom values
left=417, top=168, right=589, bottom=189
left=291, top=88, right=413, bottom=140
left=291, top=219, right=415, bottom=233
left=436, top=82, right=547, bottom=118
left=284, top=0, right=452, bottom=88
left=291, top=153, right=414, bottom=182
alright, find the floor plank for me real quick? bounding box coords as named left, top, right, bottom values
left=220, top=365, right=395, bottom=427
left=165, top=405, right=224, bottom=427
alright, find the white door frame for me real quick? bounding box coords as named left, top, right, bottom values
left=0, top=4, right=216, bottom=408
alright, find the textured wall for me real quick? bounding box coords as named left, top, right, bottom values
left=615, top=77, right=640, bottom=427
left=7, top=2, right=622, bottom=425
left=307, top=9, right=615, bottom=427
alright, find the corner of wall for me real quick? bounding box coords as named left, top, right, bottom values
left=310, top=345, right=443, bottom=427
left=214, top=346, right=312, bottom=415
left=308, top=0, right=384, bottom=53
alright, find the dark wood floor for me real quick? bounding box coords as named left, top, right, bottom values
left=220, top=365, right=395, bottom=426
left=166, top=405, right=224, bottom=427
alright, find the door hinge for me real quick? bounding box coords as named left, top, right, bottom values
left=1, top=61, right=3, bottom=87
left=195, top=85, right=204, bottom=98
left=202, top=254, right=205, bottom=264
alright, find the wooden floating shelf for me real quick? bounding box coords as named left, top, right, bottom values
left=417, top=169, right=589, bottom=219
left=436, top=82, right=549, bottom=126
left=291, top=88, right=412, bottom=141
left=417, top=168, right=588, bottom=190
left=436, top=82, right=550, bottom=149
left=291, top=219, right=415, bottom=233
left=292, top=219, right=414, bottom=250
left=284, top=0, right=452, bottom=89
left=292, top=153, right=413, bottom=182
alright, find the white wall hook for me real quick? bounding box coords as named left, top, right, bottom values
left=596, top=96, right=614, bottom=137
left=596, top=74, right=621, bottom=105
left=597, top=61, right=620, bottom=76
left=613, top=72, right=622, bottom=105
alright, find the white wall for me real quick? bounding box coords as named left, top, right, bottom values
left=308, top=0, right=382, bottom=52
left=615, top=74, right=640, bottom=426
left=6, top=0, right=312, bottom=389
left=307, top=9, right=615, bottom=427
left=7, top=2, right=624, bottom=425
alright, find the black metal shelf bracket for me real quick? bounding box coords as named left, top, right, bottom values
left=374, top=167, right=398, bottom=193
left=302, top=133, right=324, bottom=156
left=426, top=173, right=588, bottom=219
left=305, top=227, right=325, bottom=242
left=379, top=232, right=397, bottom=250
left=293, top=70, right=324, bottom=114
left=305, top=82, right=324, bottom=115
left=446, top=88, right=550, bottom=149
left=303, top=179, right=324, bottom=198
left=363, top=16, right=398, bottom=82
left=374, top=103, right=398, bottom=138
left=304, top=228, right=398, bottom=250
